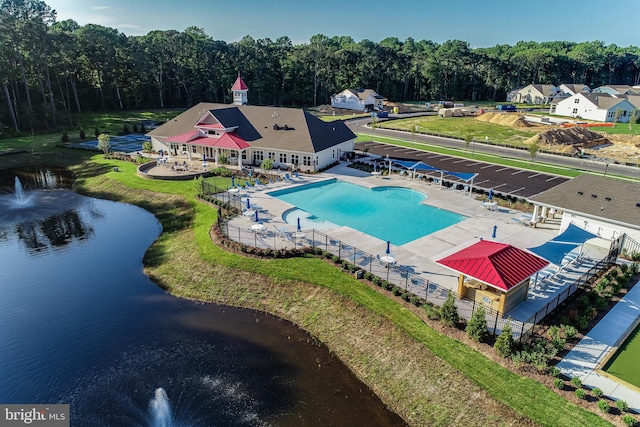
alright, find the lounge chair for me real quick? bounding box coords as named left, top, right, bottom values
left=284, top=173, right=294, bottom=183
left=275, top=177, right=284, bottom=185
left=293, top=171, right=304, bottom=180
left=254, top=179, right=266, bottom=189
left=245, top=181, right=255, bottom=191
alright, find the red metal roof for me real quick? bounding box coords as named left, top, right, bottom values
left=184, top=133, right=250, bottom=150
left=196, top=122, right=225, bottom=129
left=164, top=130, right=200, bottom=143
left=232, top=75, right=248, bottom=91
left=436, top=240, right=549, bottom=292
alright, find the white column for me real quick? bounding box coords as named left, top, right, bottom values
left=532, top=205, right=540, bottom=223
left=541, top=206, right=548, bottom=222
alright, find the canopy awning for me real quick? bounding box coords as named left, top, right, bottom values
left=551, top=223, right=598, bottom=245
left=526, top=241, right=579, bottom=266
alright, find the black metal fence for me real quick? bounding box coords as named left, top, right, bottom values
left=210, top=189, right=620, bottom=343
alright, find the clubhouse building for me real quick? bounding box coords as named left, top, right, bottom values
left=147, top=75, right=356, bottom=172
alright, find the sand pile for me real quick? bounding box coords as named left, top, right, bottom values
left=476, top=112, right=539, bottom=128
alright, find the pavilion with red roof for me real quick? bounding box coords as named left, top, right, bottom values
left=436, top=240, right=548, bottom=313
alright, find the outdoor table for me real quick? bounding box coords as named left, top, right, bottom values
left=251, top=224, right=265, bottom=232
left=243, top=209, right=256, bottom=218
left=380, top=255, right=395, bottom=266
left=371, top=171, right=381, bottom=177
left=484, top=201, right=497, bottom=211
left=228, top=188, right=239, bottom=194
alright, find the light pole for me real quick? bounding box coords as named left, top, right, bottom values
left=472, top=138, right=476, bottom=158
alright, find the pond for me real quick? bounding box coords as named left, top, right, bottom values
left=0, top=167, right=406, bottom=426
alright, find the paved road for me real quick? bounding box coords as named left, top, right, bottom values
left=354, top=140, right=568, bottom=198
left=346, top=117, right=640, bottom=181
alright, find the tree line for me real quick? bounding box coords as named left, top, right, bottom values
left=2, top=0, right=640, bottom=135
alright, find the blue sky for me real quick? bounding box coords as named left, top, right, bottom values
left=46, top=0, right=639, bottom=47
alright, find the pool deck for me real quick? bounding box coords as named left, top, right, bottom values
left=556, top=279, right=640, bottom=412
left=229, top=162, right=609, bottom=297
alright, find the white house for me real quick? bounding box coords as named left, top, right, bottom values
left=592, top=85, right=639, bottom=96
left=330, top=89, right=386, bottom=112
left=510, top=84, right=559, bottom=104
left=551, top=92, right=635, bottom=122
left=147, top=76, right=356, bottom=172
left=558, top=83, right=591, bottom=96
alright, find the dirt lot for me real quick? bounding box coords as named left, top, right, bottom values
left=478, top=112, right=640, bottom=164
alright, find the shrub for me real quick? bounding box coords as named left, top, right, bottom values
left=576, top=295, right=590, bottom=310
left=331, top=255, right=339, bottom=263
left=553, top=378, right=564, bottom=390
left=570, top=376, right=582, bottom=388
left=401, top=292, right=410, bottom=301
left=60, top=131, right=69, bottom=142
left=410, top=295, right=420, bottom=306
left=577, top=316, right=589, bottom=329
left=79, top=128, right=86, bottom=140
left=575, top=388, right=586, bottom=399
left=622, top=414, right=637, bottom=427
left=391, top=286, right=402, bottom=296
left=617, top=399, right=629, bottom=412
left=597, top=399, right=610, bottom=413
left=561, top=324, right=578, bottom=340
left=549, top=366, right=561, bottom=378
left=94, top=127, right=100, bottom=138
left=121, top=124, right=131, bottom=135
left=466, top=306, right=488, bottom=342
left=592, top=387, right=604, bottom=398
left=494, top=322, right=515, bottom=357
left=440, top=292, right=459, bottom=327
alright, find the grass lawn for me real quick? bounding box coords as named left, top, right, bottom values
left=379, top=116, right=538, bottom=146
left=603, top=323, right=640, bottom=388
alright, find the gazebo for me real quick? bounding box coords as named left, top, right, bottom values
left=437, top=240, right=549, bottom=313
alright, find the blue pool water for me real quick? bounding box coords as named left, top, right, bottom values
left=269, top=179, right=466, bottom=245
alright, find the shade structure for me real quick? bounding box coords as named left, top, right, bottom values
left=527, top=241, right=579, bottom=266
left=436, top=240, right=549, bottom=292
left=527, top=224, right=597, bottom=266
left=551, top=223, right=598, bottom=245
left=386, top=240, right=391, bottom=255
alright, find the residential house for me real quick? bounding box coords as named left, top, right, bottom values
left=510, top=84, right=559, bottom=104
left=551, top=92, right=635, bottom=122
left=592, top=85, right=639, bottom=96
left=147, top=75, right=356, bottom=172
left=330, top=89, right=386, bottom=112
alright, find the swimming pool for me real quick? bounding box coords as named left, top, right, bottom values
left=268, top=179, right=466, bottom=245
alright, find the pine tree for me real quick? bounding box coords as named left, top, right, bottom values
left=466, top=306, right=488, bottom=342
left=440, top=292, right=459, bottom=327
left=494, top=322, right=515, bottom=357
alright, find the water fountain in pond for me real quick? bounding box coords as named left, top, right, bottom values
left=149, top=388, right=173, bottom=427
left=12, top=177, right=32, bottom=208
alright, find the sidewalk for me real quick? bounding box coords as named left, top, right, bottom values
left=557, top=280, right=640, bottom=412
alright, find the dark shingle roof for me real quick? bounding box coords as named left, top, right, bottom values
left=148, top=103, right=356, bottom=153
left=527, top=175, right=640, bottom=228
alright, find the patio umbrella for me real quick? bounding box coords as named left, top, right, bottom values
left=246, top=198, right=251, bottom=209
left=202, top=153, right=206, bottom=162
left=255, top=210, right=259, bottom=222
left=488, top=189, right=493, bottom=201
left=297, top=217, right=301, bottom=231
left=160, top=149, right=163, bottom=157
left=374, top=162, right=378, bottom=172
left=231, top=176, right=235, bottom=187
left=492, top=225, right=497, bottom=239
left=386, top=240, right=391, bottom=255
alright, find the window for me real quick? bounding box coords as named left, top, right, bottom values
left=267, top=151, right=275, bottom=159
left=572, top=108, right=578, bottom=114
left=279, top=153, right=287, bottom=163
left=253, top=150, right=264, bottom=163
left=574, top=98, right=580, bottom=103
left=291, top=154, right=299, bottom=165
left=303, top=155, right=311, bottom=166
left=192, top=146, right=197, bottom=154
